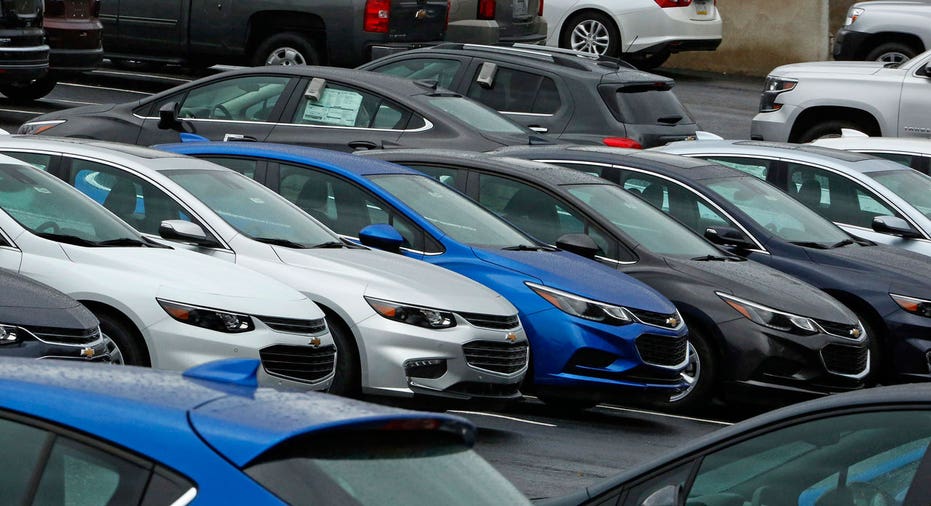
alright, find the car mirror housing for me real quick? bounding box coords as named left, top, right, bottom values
left=872, top=215, right=922, bottom=239
left=159, top=220, right=219, bottom=248
left=705, top=226, right=753, bottom=248
left=158, top=102, right=194, bottom=133
left=640, top=484, right=684, bottom=506
left=358, top=224, right=404, bottom=253
left=556, top=233, right=599, bottom=259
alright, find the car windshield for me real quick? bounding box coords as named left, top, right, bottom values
left=705, top=176, right=850, bottom=246
left=0, top=162, right=143, bottom=246
left=246, top=431, right=531, bottom=506
left=163, top=169, right=338, bottom=248
left=871, top=169, right=931, bottom=220
left=423, top=95, right=531, bottom=135
left=566, top=183, right=723, bottom=258
left=368, top=174, right=537, bottom=248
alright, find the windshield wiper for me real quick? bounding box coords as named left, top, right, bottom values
left=828, top=239, right=856, bottom=249
left=503, top=244, right=555, bottom=251
left=311, top=240, right=345, bottom=249
left=789, top=241, right=830, bottom=249
left=35, top=232, right=98, bottom=247
left=96, top=238, right=147, bottom=247
left=253, top=237, right=308, bottom=249
left=691, top=254, right=733, bottom=261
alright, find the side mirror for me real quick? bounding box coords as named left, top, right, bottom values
left=705, top=226, right=753, bottom=248
left=872, top=215, right=922, bottom=238
left=556, top=233, right=599, bottom=259
left=158, top=102, right=194, bottom=133
left=640, top=484, right=684, bottom=506
left=358, top=224, right=404, bottom=253
left=159, top=220, right=218, bottom=247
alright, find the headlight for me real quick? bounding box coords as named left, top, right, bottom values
left=526, top=282, right=632, bottom=325
left=157, top=299, right=255, bottom=333
left=890, top=293, right=931, bottom=318
left=717, top=292, right=819, bottom=335
left=365, top=297, right=456, bottom=329
left=845, top=7, right=864, bottom=26
left=0, top=325, right=20, bottom=345
left=17, top=119, right=66, bottom=135
left=759, top=76, right=798, bottom=113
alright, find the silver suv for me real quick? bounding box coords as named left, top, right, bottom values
left=834, top=1, right=931, bottom=64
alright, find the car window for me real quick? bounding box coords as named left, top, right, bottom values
left=787, top=163, right=902, bottom=228
left=467, top=66, right=560, bottom=114
left=3, top=152, right=54, bottom=172
left=178, top=75, right=290, bottom=122
left=865, top=152, right=916, bottom=168
left=621, top=172, right=733, bottom=235
left=404, top=164, right=464, bottom=189
left=871, top=169, right=931, bottom=221
left=198, top=157, right=259, bottom=179
left=424, top=96, right=530, bottom=135
left=705, top=156, right=772, bottom=180
left=0, top=417, right=52, bottom=504
left=68, top=159, right=194, bottom=236
left=278, top=163, right=431, bottom=251
left=372, top=58, right=462, bottom=89
left=601, top=83, right=692, bottom=125
left=292, top=82, right=411, bottom=130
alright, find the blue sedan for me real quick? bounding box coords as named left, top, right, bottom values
left=0, top=358, right=529, bottom=505
left=159, top=142, right=691, bottom=410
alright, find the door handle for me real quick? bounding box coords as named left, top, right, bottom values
left=348, top=140, right=379, bottom=150
left=528, top=125, right=549, bottom=134
left=223, top=133, right=257, bottom=142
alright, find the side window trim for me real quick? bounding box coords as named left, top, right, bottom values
left=465, top=62, right=566, bottom=117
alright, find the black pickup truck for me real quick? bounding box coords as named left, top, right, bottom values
left=99, top=0, right=449, bottom=69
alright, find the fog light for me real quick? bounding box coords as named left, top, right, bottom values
left=404, top=358, right=447, bottom=379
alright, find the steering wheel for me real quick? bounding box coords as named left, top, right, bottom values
left=848, top=482, right=895, bottom=506
left=36, top=221, right=60, bottom=234
left=212, top=104, right=232, bottom=120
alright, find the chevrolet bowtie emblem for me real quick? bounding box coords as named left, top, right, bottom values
left=850, top=328, right=862, bottom=339
left=505, top=332, right=518, bottom=343
left=309, top=337, right=321, bottom=347
left=415, top=8, right=428, bottom=20
left=80, top=347, right=95, bottom=359
left=666, top=317, right=679, bottom=328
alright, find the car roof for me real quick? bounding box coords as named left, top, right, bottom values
left=812, top=136, right=931, bottom=155
left=0, top=135, right=189, bottom=161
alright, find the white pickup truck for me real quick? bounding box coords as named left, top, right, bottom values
left=750, top=48, right=931, bottom=143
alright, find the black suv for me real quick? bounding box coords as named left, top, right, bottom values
left=359, top=43, right=697, bottom=148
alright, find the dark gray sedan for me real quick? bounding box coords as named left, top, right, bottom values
left=17, top=66, right=551, bottom=152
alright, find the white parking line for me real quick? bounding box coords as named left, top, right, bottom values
left=449, top=410, right=558, bottom=427
left=595, top=404, right=733, bottom=426
left=58, top=82, right=151, bottom=95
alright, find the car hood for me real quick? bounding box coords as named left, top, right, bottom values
left=808, top=244, right=931, bottom=297
left=471, top=247, right=676, bottom=314
left=34, top=103, right=117, bottom=121
left=770, top=60, right=887, bottom=77
left=61, top=245, right=320, bottom=318
left=664, top=257, right=855, bottom=322
left=0, top=270, right=98, bottom=329
left=273, top=246, right=517, bottom=315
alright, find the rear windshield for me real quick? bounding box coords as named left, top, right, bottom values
left=600, top=84, right=693, bottom=125
left=246, top=431, right=530, bottom=506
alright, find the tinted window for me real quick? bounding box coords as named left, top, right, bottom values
left=0, top=417, right=51, bottom=504
left=178, top=76, right=290, bottom=121
left=198, top=157, right=258, bottom=179
left=467, top=67, right=560, bottom=114
left=787, top=164, right=901, bottom=228
left=424, top=96, right=529, bottom=134
left=372, top=58, right=461, bottom=89
left=705, top=156, right=772, bottom=180
left=3, top=152, right=54, bottom=172
left=871, top=169, right=931, bottom=221
left=603, top=84, right=692, bottom=125
left=292, top=82, right=410, bottom=130
left=622, top=172, right=733, bottom=236
left=405, top=164, right=464, bottom=189
left=866, top=152, right=917, bottom=168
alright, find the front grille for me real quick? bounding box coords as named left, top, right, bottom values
left=24, top=325, right=100, bottom=345
left=821, top=343, right=869, bottom=377
left=628, top=308, right=680, bottom=329
left=259, top=344, right=336, bottom=383
left=258, top=316, right=327, bottom=334
left=462, top=341, right=528, bottom=374
left=636, top=334, right=687, bottom=368
left=814, top=319, right=862, bottom=340
left=459, top=312, right=520, bottom=330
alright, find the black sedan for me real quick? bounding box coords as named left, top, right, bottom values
left=550, top=383, right=931, bottom=506
left=498, top=145, right=931, bottom=387
left=361, top=149, right=870, bottom=411
left=0, top=269, right=110, bottom=362
left=16, top=67, right=550, bottom=152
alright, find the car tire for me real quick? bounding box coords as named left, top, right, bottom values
left=252, top=32, right=320, bottom=67
left=537, top=392, right=598, bottom=412
left=559, top=11, right=620, bottom=57
left=651, top=326, right=717, bottom=413
left=0, top=75, right=58, bottom=102
left=865, top=42, right=919, bottom=65
left=797, top=119, right=863, bottom=143
left=94, top=311, right=150, bottom=367
left=625, top=50, right=671, bottom=70
left=324, top=315, right=361, bottom=397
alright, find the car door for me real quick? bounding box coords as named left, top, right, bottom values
left=110, top=0, right=186, bottom=56
left=463, top=62, right=568, bottom=135
left=137, top=74, right=296, bottom=146
left=898, top=54, right=931, bottom=138
left=268, top=78, right=410, bottom=152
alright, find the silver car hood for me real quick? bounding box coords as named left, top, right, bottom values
left=771, top=60, right=888, bottom=77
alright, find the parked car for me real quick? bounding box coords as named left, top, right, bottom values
left=0, top=152, right=337, bottom=388
left=372, top=148, right=869, bottom=410
left=98, top=0, right=448, bottom=70
left=541, top=0, right=722, bottom=69
left=835, top=1, right=931, bottom=64
left=0, top=0, right=49, bottom=100
left=160, top=141, right=692, bottom=411
left=3, top=137, right=529, bottom=401
left=493, top=145, right=931, bottom=386
left=544, top=382, right=931, bottom=506
left=812, top=132, right=931, bottom=173
left=750, top=48, right=931, bottom=142
left=0, top=270, right=110, bottom=362
left=0, top=357, right=531, bottom=505
left=17, top=66, right=551, bottom=152
left=446, top=0, right=547, bottom=44
left=359, top=42, right=697, bottom=148
left=660, top=139, right=931, bottom=259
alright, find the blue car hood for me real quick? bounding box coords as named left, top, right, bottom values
left=808, top=244, right=931, bottom=297
left=471, top=247, right=676, bottom=313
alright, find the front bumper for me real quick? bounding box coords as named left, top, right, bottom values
left=144, top=316, right=336, bottom=391
left=6, top=327, right=110, bottom=363
left=355, top=315, right=528, bottom=400
left=833, top=27, right=871, bottom=61
left=0, top=44, right=49, bottom=81
left=49, top=46, right=103, bottom=73
left=751, top=105, right=798, bottom=142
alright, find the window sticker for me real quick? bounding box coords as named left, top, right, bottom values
left=302, top=89, right=364, bottom=127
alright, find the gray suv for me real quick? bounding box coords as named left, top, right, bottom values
left=834, top=1, right=931, bottom=64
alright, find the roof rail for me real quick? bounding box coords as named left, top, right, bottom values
left=424, top=42, right=636, bottom=71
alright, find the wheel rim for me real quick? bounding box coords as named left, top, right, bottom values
left=265, top=47, right=306, bottom=66
left=570, top=20, right=610, bottom=55
left=102, top=332, right=125, bottom=365
left=669, top=342, right=700, bottom=402
left=877, top=51, right=911, bottom=64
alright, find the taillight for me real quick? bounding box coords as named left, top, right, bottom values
left=364, top=0, right=390, bottom=33
left=538, top=0, right=544, bottom=16
left=93, top=0, right=101, bottom=17
left=477, top=0, right=495, bottom=20
left=45, top=0, right=65, bottom=17
left=603, top=137, right=642, bottom=149
left=653, top=0, right=692, bottom=7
